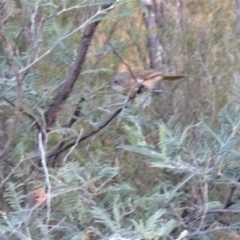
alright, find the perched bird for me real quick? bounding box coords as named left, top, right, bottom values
left=110, top=69, right=185, bottom=97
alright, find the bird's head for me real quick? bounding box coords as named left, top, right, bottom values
left=110, top=72, right=130, bottom=93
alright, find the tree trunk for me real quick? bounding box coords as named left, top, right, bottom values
left=142, top=0, right=169, bottom=71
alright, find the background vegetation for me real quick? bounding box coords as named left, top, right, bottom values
left=1, top=0, right=240, bottom=239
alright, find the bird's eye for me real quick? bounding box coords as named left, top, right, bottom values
left=114, top=80, right=118, bottom=84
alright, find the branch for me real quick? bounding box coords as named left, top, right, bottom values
left=38, top=133, right=51, bottom=228
left=45, top=6, right=115, bottom=128
left=108, top=42, right=136, bottom=80
left=46, top=20, right=118, bottom=166
left=61, top=128, right=84, bottom=166
left=46, top=99, right=131, bottom=159
left=45, top=20, right=100, bottom=126
left=47, top=97, right=85, bottom=167
left=66, top=97, right=85, bottom=128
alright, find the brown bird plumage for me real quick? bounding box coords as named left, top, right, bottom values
left=110, top=69, right=185, bottom=97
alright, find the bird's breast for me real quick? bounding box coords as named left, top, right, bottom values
left=111, top=84, right=125, bottom=93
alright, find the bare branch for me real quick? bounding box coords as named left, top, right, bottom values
left=61, top=128, right=84, bottom=166
left=45, top=5, right=115, bottom=128
left=47, top=98, right=132, bottom=159
left=38, top=133, right=51, bottom=228
left=66, top=97, right=85, bottom=128
left=108, top=42, right=136, bottom=80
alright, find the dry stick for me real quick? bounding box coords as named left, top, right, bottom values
left=61, top=128, right=84, bottom=166
left=38, top=133, right=51, bottom=228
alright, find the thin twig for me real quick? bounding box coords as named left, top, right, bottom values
left=66, top=97, right=85, bottom=128
left=108, top=42, right=137, bottom=80
left=47, top=217, right=67, bottom=235
left=61, top=128, right=84, bottom=166
left=38, top=133, right=51, bottom=227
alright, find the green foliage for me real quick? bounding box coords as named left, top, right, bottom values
left=3, top=76, right=240, bottom=238
left=118, top=76, right=240, bottom=238
left=2, top=1, right=240, bottom=239
left=0, top=152, right=182, bottom=239
left=4, top=182, right=25, bottom=211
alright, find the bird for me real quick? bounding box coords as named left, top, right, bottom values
left=110, top=69, right=185, bottom=97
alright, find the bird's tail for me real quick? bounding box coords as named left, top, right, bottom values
left=162, top=75, right=185, bottom=81
left=140, top=73, right=185, bottom=89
